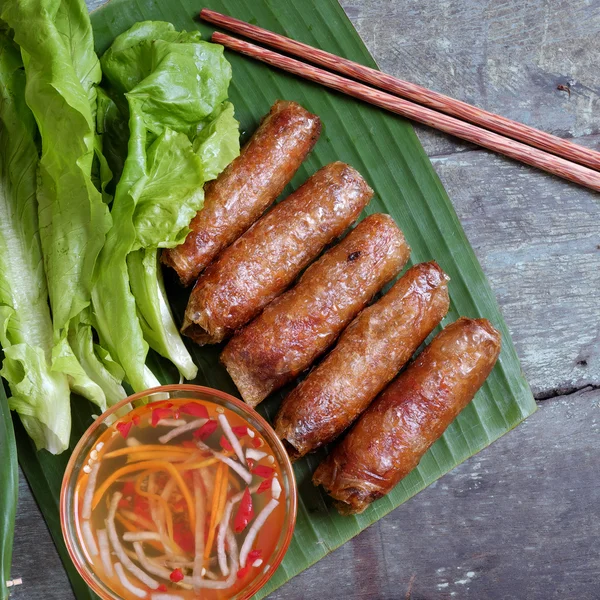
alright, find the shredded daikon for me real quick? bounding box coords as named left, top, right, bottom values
left=245, top=447, right=267, bottom=462
left=218, top=414, right=246, bottom=464
left=192, top=472, right=205, bottom=591
left=217, top=485, right=259, bottom=576
left=133, top=542, right=193, bottom=585
left=253, top=558, right=264, bottom=568
left=81, top=520, right=98, bottom=556
left=160, top=478, right=176, bottom=502
left=107, top=493, right=159, bottom=589
left=126, top=437, right=142, bottom=447
left=213, top=453, right=252, bottom=485
left=151, top=594, right=183, bottom=600
left=123, top=532, right=162, bottom=542
left=114, top=562, right=147, bottom=598
left=156, top=418, right=186, bottom=427
left=196, top=528, right=238, bottom=589
left=97, top=529, right=113, bottom=577
left=271, top=477, right=282, bottom=500
left=239, top=498, right=279, bottom=567
left=158, top=419, right=207, bottom=444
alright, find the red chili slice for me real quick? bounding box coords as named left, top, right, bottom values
left=118, top=498, right=130, bottom=509
left=237, top=565, right=251, bottom=579
left=157, top=584, right=168, bottom=592
left=220, top=435, right=233, bottom=451
left=233, top=488, right=254, bottom=533
left=122, top=481, right=136, bottom=496
left=231, top=425, right=248, bottom=438
left=151, top=407, right=172, bottom=427
left=246, top=458, right=255, bottom=470
left=116, top=421, right=132, bottom=439
left=173, top=524, right=195, bottom=554
left=251, top=437, right=262, bottom=448
left=132, top=414, right=141, bottom=426
left=252, top=465, right=275, bottom=479
left=180, top=402, right=209, bottom=419
left=170, top=568, right=184, bottom=583
left=257, top=478, right=273, bottom=494
left=193, top=419, right=217, bottom=440
left=247, top=549, right=263, bottom=562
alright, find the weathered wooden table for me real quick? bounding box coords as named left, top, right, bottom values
left=11, top=1, right=600, bottom=598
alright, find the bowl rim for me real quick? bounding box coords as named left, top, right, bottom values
left=60, top=383, right=298, bottom=600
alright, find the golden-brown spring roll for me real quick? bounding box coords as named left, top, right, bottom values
left=182, top=162, right=372, bottom=344
left=275, top=262, right=450, bottom=460
left=162, top=100, right=321, bottom=285
left=313, top=317, right=501, bottom=514
left=221, top=214, right=411, bottom=407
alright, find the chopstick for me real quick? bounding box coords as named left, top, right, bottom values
left=201, top=8, right=600, bottom=174
left=209, top=31, right=600, bottom=193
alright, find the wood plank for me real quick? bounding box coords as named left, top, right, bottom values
left=340, top=0, right=600, bottom=157
left=430, top=147, right=600, bottom=398
left=340, top=0, right=600, bottom=397
left=11, top=389, right=599, bottom=599
left=266, top=387, right=600, bottom=600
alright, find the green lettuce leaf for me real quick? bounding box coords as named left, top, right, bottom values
left=0, top=33, right=71, bottom=453
left=67, top=310, right=127, bottom=407
left=93, top=22, right=239, bottom=389
left=193, top=101, right=240, bottom=182
left=128, top=249, right=197, bottom=380
left=2, top=0, right=128, bottom=411
left=2, top=0, right=112, bottom=334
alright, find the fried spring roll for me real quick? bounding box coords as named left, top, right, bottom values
left=313, top=317, right=501, bottom=514
left=182, top=162, right=373, bottom=344
left=162, top=100, right=321, bottom=286
left=275, top=262, right=450, bottom=460
left=222, top=214, right=411, bottom=407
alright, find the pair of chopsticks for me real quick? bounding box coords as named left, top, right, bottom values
left=200, top=8, right=600, bottom=193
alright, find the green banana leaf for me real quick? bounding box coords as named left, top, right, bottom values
left=15, top=0, right=536, bottom=598
left=0, top=383, right=17, bottom=600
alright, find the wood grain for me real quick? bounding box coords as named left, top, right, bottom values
left=202, top=8, right=600, bottom=171
left=9, top=0, right=600, bottom=599
left=212, top=31, right=600, bottom=192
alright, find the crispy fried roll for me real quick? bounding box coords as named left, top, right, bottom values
left=313, top=317, right=501, bottom=514
left=182, top=162, right=373, bottom=344
left=162, top=100, right=321, bottom=285
left=275, top=262, right=450, bottom=460
left=222, top=214, right=411, bottom=407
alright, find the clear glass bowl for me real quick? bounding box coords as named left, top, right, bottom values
left=61, top=384, right=297, bottom=600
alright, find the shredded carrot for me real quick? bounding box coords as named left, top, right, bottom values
left=174, top=457, right=220, bottom=471
left=204, top=463, right=229, bottom=560
left=134, top=470, right=176, bottom=542
left=91, top=460, right=196, bottom=531
left=126, top=452, right=191, bottom=463
left=103, top=445, right=194, bottom=459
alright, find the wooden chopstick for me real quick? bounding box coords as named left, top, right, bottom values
left=210, top=31, right=600, bottom=193
left=201, top=8, right=600, bottom=174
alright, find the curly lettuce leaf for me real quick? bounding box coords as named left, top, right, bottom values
left=193, top=101, right=240, bottom=182
left=0, top=33, right=71, bottom=453
left=128, top=249, right=197, bottom=380
left=93, top=22, right=238, bottom=391
left=2, top=0, right=111, bottom=333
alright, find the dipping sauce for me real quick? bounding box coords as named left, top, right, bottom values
left=73, top=398, right=287, bottom=599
